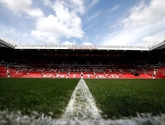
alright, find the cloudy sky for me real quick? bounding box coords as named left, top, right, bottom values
left=0, top=0, right=165, bottom=46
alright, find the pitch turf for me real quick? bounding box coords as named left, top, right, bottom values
left=0, top=78, right=79, bottom=118
left=0, top=78, right=165, bottom=119
left=85, top=79, right=165, bottom=119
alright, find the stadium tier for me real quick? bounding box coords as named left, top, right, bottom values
left=0, top=38, right=165, bottom=79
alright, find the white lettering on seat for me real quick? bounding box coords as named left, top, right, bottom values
left=111, top=74, right=119, bottom=78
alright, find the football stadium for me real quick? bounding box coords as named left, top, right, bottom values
left=0, top=0, right=165, bottom=124
left=0, top=38, right=165, bottom=125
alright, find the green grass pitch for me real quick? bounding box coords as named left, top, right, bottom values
left=0, top=78, right=79, bottom=118
left=0, top=78, right=165, bottom=119
left=86, top=79, right=165, bottom=119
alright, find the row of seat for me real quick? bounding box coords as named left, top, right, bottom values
left=1, top=65, right=165, bottom=78
left=1, top=59, right=161, bottom=67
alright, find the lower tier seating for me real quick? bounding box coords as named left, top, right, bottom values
left=0, top=65, right=164, bottom=78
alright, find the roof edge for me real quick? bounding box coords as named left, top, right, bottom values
left=1, top=37, right=165, bottom=51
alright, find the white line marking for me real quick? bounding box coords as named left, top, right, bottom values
left=1, top=111, right=165, bottom=125
left=64, top=79, right=101, bottom=120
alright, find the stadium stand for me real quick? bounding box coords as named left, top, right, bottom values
left=0, top=66, right=7, bottom=77
left=0, top=38, right=165, bottom=79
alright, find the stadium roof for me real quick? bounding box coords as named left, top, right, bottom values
left=0, top=37, right=165, bottom=51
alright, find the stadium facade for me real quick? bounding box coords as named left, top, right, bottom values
left=0, top=38, right=165, bottom=79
